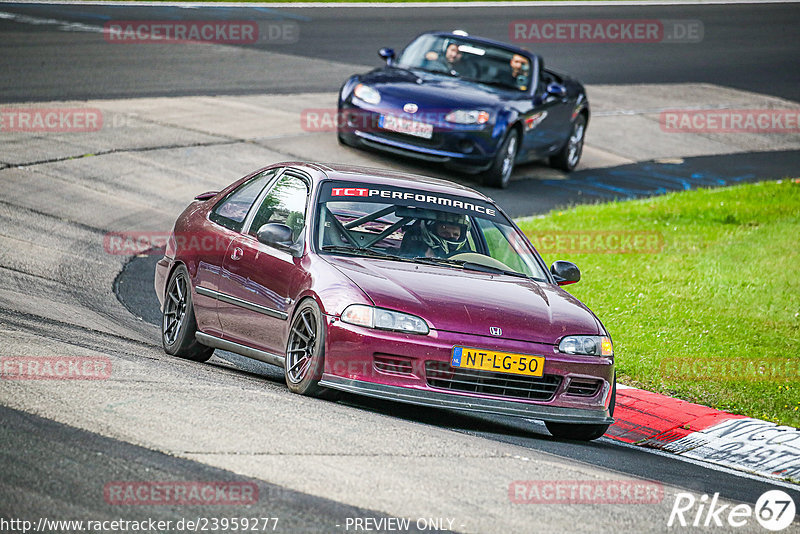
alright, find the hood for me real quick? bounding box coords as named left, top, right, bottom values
left=325, top=256, right=601, bottom=344
left=358, top=67, right=508, bottom=111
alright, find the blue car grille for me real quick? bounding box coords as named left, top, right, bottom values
left=425, top=361, right=561, bottom=401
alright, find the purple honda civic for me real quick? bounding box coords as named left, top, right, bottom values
left=155, top=162, right=615, bottom=441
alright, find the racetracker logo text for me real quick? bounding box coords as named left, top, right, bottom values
left=103, top=20, right=298, bottom=44
left=103, top=231, right=230, bottom=256
left=525, top=230, right=664, bottom=254
left=509, top=480, right=663, bottom=504
left=0, top=357, right=111, bottom=380
left=661, top=110, right=800, bottom=133
left=104, top=481, right=258, bottom=505
left=0, top=108, right=102, bottom=132
left=509, top=19, right=703, bottom=43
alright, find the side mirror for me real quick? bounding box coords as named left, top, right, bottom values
left=546, top=82, right=567, bottom=98
left=551, top=260, right=580, bottom=285
left=256, top=223, right=294, bottom=250
left=378, top=47, right=395, bottom=65
left=194, top=191, right=218, bottom=201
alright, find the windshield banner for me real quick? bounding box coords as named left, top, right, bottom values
left=319, top=181, right=503, bottom=223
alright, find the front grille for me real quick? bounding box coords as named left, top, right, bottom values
left=374, top=355, right=415, bottom=375
left=425, top=361, right=561, bottom=401
left=566, top=378, right=602, bottom=397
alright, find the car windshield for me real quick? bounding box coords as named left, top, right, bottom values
left=396, top=34, right=532, bottom=92
left=316, top=181, right=548, bottom=281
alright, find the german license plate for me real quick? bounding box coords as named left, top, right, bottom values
left=379, top=114, right=433, bottom=139
left=451, top=346, right=545, bottom=377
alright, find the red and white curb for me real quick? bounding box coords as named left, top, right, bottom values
left=608, top=385, right=800, bottom=483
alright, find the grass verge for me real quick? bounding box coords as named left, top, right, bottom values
left=516, top=180, right=800, bottom=428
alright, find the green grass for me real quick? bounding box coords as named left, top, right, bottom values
left=515, top=180, right=800, bottom=428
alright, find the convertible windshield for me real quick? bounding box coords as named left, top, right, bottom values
left=316, top=182, right=548, bottom=281
left=396, top=34, right=533, bottom=92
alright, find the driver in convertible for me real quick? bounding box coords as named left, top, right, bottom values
left=423, top=43, right=478, bottom=78
left=401, top=212, right=471, bottom=258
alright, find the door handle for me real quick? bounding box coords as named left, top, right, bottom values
left=230, top=247, right=243, bottom=261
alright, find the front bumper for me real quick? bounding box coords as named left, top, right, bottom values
left=338, top=102, right=499, bottom=169
left=320, top=375, right=613, bottom=424
left=321, top=316, right=614, bottom=425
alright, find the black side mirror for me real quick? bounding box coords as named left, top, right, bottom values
left=378, top=47, right=395, bottom=65
left=257, top=223, right=294, bottom=250
left=194, top=191, right=218, bottom=201
left=551, top=260, right=580, bottom=285
left=546, top=82, right=567, bottom=98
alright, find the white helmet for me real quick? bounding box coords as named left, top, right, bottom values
left=420, top=212, right=470, bottom=256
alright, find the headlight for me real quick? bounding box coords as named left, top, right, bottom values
left=445, top=110, right=490, bottom=124
left=558, top=335, right=613, bottom=356
left=341, top=304, right=429, bottom=335
left=353, top=83, right=381, bottom=105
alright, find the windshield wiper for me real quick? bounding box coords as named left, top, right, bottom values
left=411, top=256, right=530, bottom=278
left=321, top=245, right=402, bottom=261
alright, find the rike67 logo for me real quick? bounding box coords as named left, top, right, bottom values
left=668, top=490, right=796, bottom=531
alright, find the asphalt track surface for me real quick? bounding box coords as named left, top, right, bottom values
left=0, top=2, right=799, bottom=102
left=2, top=2, right=800, bottom=533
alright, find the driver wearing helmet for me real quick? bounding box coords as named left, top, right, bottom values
left=402, top=211, right=471, bottom=258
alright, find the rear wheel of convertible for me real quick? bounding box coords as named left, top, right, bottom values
left=545, top=374, right=616, bottom=442
left=285, top=299, right=340, bottom=400
left=161, top=265, right=214, bottom=362
left=482, top=129, right=519, bottom=189
left=550, top=114, right=586, bottom=172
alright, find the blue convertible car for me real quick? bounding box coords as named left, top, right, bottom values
left=337, top=31, right=590, bottom=188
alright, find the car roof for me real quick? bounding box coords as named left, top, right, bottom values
left=281, top=162, right=493, bottom=203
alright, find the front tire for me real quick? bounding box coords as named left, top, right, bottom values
left=285, top=299, right=336, bottom=399
left=161, top=265, right=214, bottom=362
left=482, top=129, right=519, bottom=189
left=550, top=114, right=586, bottom=172
left=545, top=375, right=615, bottom=441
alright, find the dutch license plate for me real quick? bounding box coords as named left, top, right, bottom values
left=451, top=346, right=545, bottom=377
left=379, top=114, right=433, bottom=139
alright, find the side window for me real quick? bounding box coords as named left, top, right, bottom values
left=248, top=174, right=309, bottom=243
left=476, top=218, right=533, bottom=276
left=210, top=170, right=275, bottom=231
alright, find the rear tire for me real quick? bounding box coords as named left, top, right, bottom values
left=482, top=129, right=519, bottom=189
left=545, top=375, right=615, bottom=441
left=284, top=299, right=339, bottom=400
left=550, top=114, right=586, bottom=172
left=161, top=265, right=214, bottom=362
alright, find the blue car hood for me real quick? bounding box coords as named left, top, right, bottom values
left=358, top=67, right=510, bottom=111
